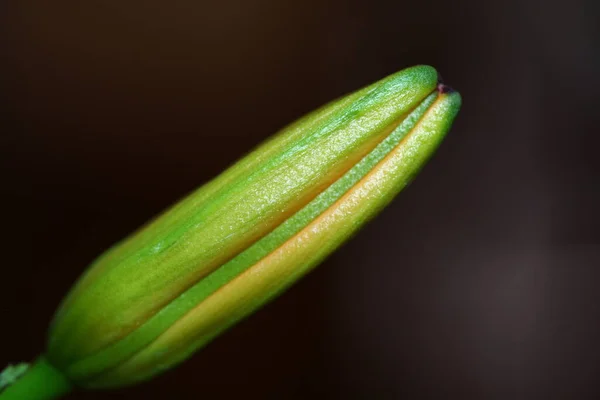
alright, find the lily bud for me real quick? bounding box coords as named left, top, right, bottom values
left=19, top=65, right=461, bottom=392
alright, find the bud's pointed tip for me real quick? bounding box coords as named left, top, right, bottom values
left=436, top=82, right=462, bottom=121
left=437, top=82, right=454, bottom=94
left=437, top=82, right=462, bottom=108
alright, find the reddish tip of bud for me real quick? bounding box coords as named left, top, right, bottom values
left=437, top=83, right=455, bottom=94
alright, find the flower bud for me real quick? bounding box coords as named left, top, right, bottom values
left=43, top=65, right=461, bottom=389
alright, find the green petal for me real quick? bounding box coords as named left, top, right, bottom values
left=81, top=88, right=461, bottom=388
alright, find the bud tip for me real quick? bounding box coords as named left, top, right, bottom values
left=437, top=83, right=455, bottom=94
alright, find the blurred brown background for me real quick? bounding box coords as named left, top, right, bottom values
left=2, top=0, right=600, bottom=399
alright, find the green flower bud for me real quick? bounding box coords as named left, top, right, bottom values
left=2, top=65, right=461, bottom=397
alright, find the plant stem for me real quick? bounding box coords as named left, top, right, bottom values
left=0, top=358, right=71, bottom=400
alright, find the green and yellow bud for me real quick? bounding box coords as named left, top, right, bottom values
left=2, top=65, right=460, bottom=397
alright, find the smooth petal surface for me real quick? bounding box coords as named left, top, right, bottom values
left=44, top=65, right=460, bottom=388
left=86, top=88, right=460, bottom=388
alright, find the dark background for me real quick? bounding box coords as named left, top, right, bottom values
left=2, top=0, right=600, bottom=399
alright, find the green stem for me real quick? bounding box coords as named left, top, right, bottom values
left=0, top=358, right=72, bottom=400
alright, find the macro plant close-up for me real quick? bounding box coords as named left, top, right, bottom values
left=1, top=65, right=460, bottom=399
left=2, top=0, right=600, bottom=399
